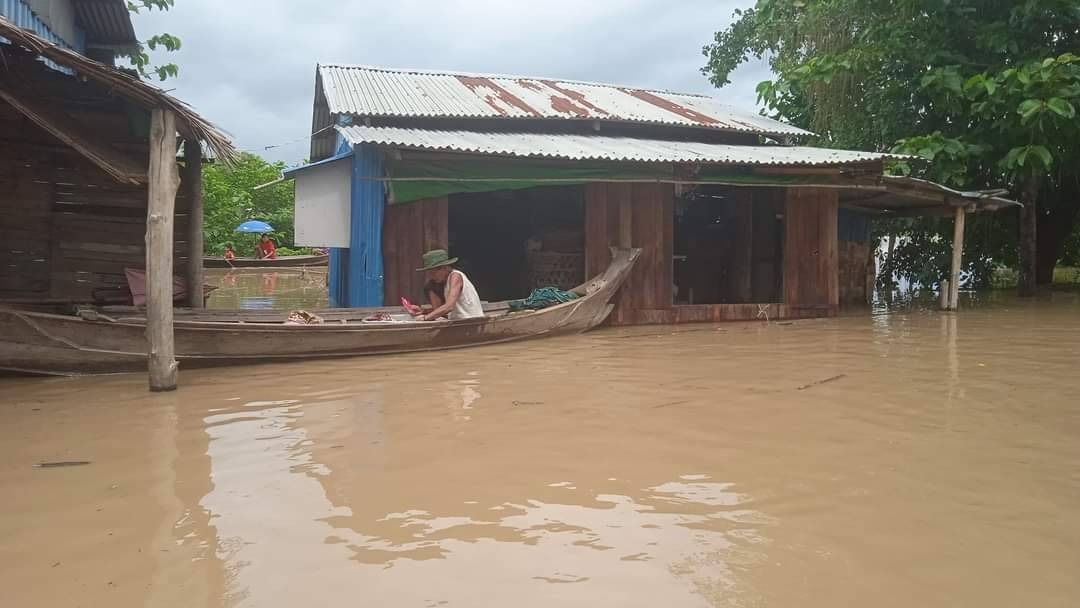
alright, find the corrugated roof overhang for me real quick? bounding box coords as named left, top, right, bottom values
left=74, top=0, right=136, bottom=47
left=336, top=125, right=891, bottom=167
left=287, top=125, right=1020, bottom=212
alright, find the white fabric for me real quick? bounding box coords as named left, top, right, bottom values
left=447, top=270, right=484, bottom=320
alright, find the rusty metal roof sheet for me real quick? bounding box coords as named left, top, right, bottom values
left=336, top=125, right=891, bottom=167
left=320, top=64, right=812, bottom=137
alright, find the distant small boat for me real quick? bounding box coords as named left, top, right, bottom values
left=202, top=254, right=329, bottom=268
left=0, top=249, right=639, bottom=376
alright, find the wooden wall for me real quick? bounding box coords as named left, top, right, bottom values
left=0, top=100, right=191, bottom=302
left=839, top=240, right=874, bottom=304
left=783, top=188, right=839, bottom=317
left=381, top=196, right=448, bottom=305
left=376, top=184, right=842, bottom=326
left=585, top=184, right=839, bottom=326
left=584, top=182, right=674, bottom=325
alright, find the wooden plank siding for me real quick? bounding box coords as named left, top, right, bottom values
left=581, top=184, right=839, bottom=326
left=375, top=185, right=840, bottom=326
left=1, top=100, right=192, bottom=301
left=381, top=197, right=448, bottom=305
left=584, top=182, right=673, bottom=325
left=783, top=188, right=839, bottom=316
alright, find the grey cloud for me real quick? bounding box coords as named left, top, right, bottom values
left=133, top=0, right=761, bottom=164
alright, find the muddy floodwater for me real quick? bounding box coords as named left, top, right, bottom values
left=205, top=268, right=329, bottom=311
left=2, top=294, right=1079, bottom=607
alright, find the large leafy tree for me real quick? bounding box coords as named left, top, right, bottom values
left=704, top=0, right=1080, bottom=293
left=202, top=153, right=300, bottom=257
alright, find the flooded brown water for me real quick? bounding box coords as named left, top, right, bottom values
left=205, top=268, right=329, bottom=311
left=2, top=294, right=1079, bottom=607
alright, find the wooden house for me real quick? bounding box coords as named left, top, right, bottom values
left=289, top=64, right=1014, bottom=325
left=0, top=8, right=235, bottom=388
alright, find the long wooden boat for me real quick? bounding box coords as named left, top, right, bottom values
left=0, top=248, right=639, bottom=376
left=202, top=254, right=329, bottom=268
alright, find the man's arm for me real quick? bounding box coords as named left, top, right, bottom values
left=422, top=273, right=463, bottom=321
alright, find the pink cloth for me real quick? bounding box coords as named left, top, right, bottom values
left=124, top=268, right=188, bottom=307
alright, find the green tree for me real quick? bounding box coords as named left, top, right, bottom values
left=704, top=0, right=1080, bottom=293
left=202, top=153, right=299, bottom=257
left=125, top=0, right=181, bottom=81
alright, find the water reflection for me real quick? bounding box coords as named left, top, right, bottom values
left=206, top=268, right=328, bottom=310
left=200, top=399, right=770, bottom=607
left=6, top=294, right=1080, bottom=608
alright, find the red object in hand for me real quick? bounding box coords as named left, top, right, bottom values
left=401, top=297, right=420, bottom=315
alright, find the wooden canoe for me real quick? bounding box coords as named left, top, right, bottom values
left=202, top=254, right=329, bottom=268
left=0, top=248, right=640, bottom=376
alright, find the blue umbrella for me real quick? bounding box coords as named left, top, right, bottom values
left=235, top=220, right=274, bottom=233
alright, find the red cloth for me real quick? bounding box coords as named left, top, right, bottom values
left=258, top=240, right=277, bottom=259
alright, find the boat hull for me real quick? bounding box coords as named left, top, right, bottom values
left=1, top=249, right=639, bottom=376
left=202, top=254, right=329, bottom=268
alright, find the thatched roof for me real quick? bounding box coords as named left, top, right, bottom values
left=0, top=15, right=236, bottom=165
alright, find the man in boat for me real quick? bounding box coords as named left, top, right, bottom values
left=412, top=249, right=484, bottom=321
left=255, top=234, right=277, bottom=260
left=223, top=242, right=236, bottom=261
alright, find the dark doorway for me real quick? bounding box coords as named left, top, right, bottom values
left=448, top=185, right=585, bottom=302
left=673, top=186, right=784, bottom=304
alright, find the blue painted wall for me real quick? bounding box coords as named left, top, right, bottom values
left=326, top=138, right=386, bottom=307
left=1, top=0, right=82, bottom=72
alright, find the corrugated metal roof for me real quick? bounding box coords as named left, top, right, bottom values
left=1, top=0, right=75, bottom=71
left=320, top=64, right=812, bottom=138
left=73, top=0, right=135, bottom=46
left=336, top=125, right=893, bottom=167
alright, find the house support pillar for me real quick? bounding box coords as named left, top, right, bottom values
left=184, top=139, right=204, bottom=308
left=146, top=108, right=180, bottom=391
left=945, top=205, right=965, bottom=311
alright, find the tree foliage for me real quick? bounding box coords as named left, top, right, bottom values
left=125, top=0, right=181, bottom=81
left=202, top=153, right=302, bottom=257
left=703, top=0, right=1080, bottom=289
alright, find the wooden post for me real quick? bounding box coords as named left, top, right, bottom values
left=182, top=138, right=203, bottom=308
left=947, top=206, right=965, bottom=311
left=146, top=108, right=180, bottom=391
left=183, top=139, right=204, bottom=308
left=884, top=232, right=896, bottom=297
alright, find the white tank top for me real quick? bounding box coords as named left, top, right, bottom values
left=447, top=270, right=484, bottom=319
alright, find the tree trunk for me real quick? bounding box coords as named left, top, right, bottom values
left=1018, top=179, right=1040, bottom=297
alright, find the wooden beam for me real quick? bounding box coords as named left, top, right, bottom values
left=183, top=139, right=205, bottom=309
left=0, top=87, right=147, bottom=185
left=146, top=109, right=180, bottom=391
left=948, top=206, right=965, bottom=311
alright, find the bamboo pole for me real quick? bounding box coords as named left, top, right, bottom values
left=947, top=206, right=965, bottom=311
left=183, top=139, right=204, bottom=308
left=146, top=108, right=180, bottom=391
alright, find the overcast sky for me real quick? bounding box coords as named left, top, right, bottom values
left=132, top=0, right=764, bottom=165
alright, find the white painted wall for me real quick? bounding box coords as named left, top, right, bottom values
left=294, top=158, right=351, bottom=248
